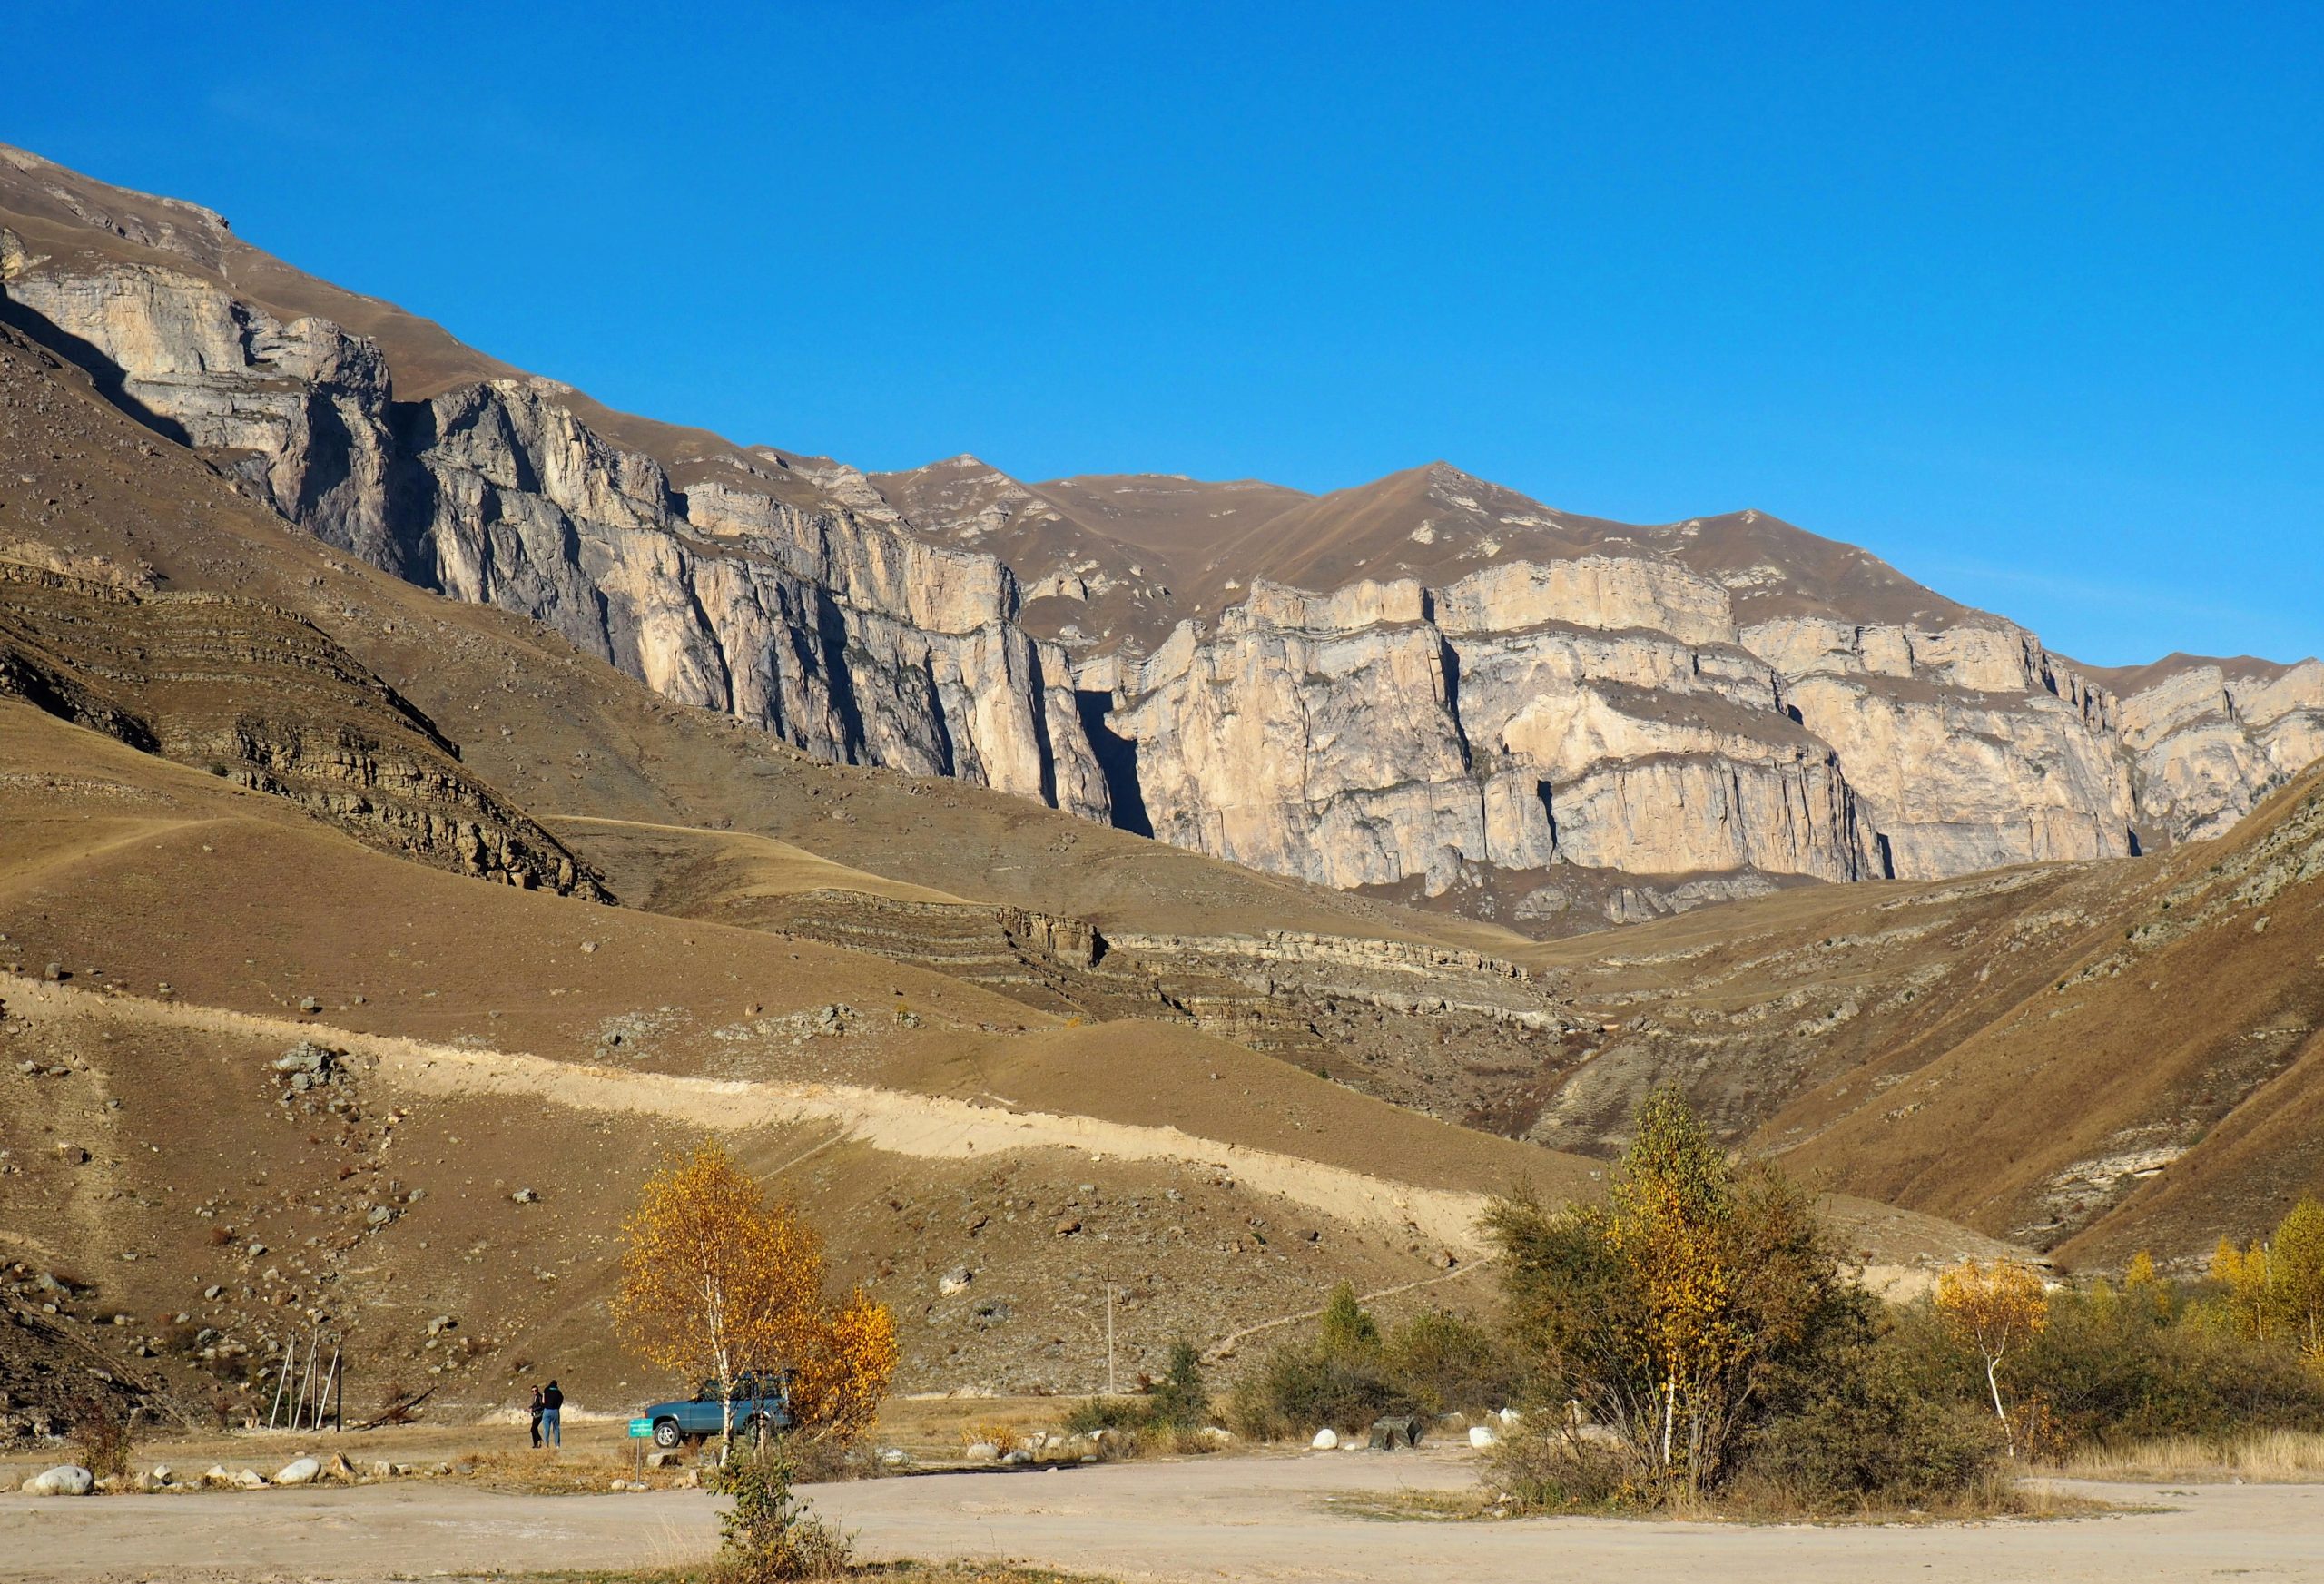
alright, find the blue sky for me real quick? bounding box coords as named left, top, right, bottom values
left=14, top=2, right=2321, bottom=665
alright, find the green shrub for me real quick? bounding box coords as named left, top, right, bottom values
left=1227, top=1338, right=1410, bottom=1440
left=1484, top=1419, right=1629, bottom=1510
left=2017, top=1285, right=2324, bottom=1448
left=1063, top=1396, right=1152, bottom=1435
left=1148, top=1341, right=1213, bottom=1429
left=1739, top=1333, right=2002, bottom=1509
left=712, top=1446, right=851, bottom=1581
left=1385, top=1308, right=1524, bottom=1417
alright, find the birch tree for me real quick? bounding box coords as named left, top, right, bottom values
left=613, top=1142, right=897, bottom=1453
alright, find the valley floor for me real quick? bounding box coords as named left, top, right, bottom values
left=2, top=1449, right=2319, bottom=1583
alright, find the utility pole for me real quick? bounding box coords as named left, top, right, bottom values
left=1105, top=1284, right=1117, bottom=1396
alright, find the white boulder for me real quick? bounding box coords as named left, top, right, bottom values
left=1310, top=1428, right=1339, bottom=1451
left=23, top=1465, right=94, bottom=1496
left=1469, top=1424, right=1500, bottom=1448
left=273, top=1457, right=321, bottom=1486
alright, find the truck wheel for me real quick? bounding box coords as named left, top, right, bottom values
left=653, top=1419, right=683, bottom=1449
left=743, top=1414, right=770, bottom=1442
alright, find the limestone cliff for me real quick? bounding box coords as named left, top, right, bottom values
left=0, top=229, right=1107, bottom=825
left=4, top=142, right=2319, bottom=933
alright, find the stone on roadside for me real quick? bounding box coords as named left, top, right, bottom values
left=1310, top=1428, right=1338, bottom=1451
left=23, top=1465, right=94, bottom=1496
left=234, top=1469, right=268, bottom=1489
left=273, top=1456, right=321, bottom=1486
left=1469, top=1424, right=1500, bottom=1448
left=963, top=1441, right=1000, bottom=1462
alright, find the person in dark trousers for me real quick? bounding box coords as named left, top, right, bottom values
left=540, top=1380, right=564, bottom=1449
left=528, top=1384, right=545, bottom=1449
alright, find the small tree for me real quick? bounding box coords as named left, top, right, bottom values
left=1488, top=1084, right=1860, bottom=1500
left=1935, top=1258, right=2049, bottom=1456
left=2212, top=1235, right=2276, bottom=1341
left=1149, top=1340, right=1211, bottom=1429
left=2272, top=1200, right=2324, bottom=1366
left=613, top=1142, right=897, bottom=1456
left=1317, top=1283, right=1381, bottom=1355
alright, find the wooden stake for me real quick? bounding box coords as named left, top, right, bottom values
left=268, top=1348, right=294, bottom=1430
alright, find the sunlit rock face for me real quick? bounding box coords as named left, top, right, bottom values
left=1, top=259, right=1108, bottom=823
left=7, top=192, right=2316, bottom=929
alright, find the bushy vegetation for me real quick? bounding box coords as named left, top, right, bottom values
left=64, top=1389, right=135, bottom=1481
left=1480, top=1093, right=2324, bottom=1515
left=1062, top=1340, right=1219, bottom=1452
left=1204, top=1087, right=2321, bottom=1519
left=1482, top=1086, right=1968, bottom=1510
left=712, top=1445, right=852, bottom=1582
left=1226, top=1285, right=1521, bottom=1440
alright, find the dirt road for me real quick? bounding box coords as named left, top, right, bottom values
left=6, top=1449, right=2324, bottom=1583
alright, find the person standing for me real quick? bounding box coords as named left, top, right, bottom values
left=541, top=1379, right=563, bottom=1449
left=527, top=1384, right=545, bottom=1449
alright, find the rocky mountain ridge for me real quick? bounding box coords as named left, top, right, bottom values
left=5, top=142, right=2319, bottom=931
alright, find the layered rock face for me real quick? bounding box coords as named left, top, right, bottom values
left=5, top=141, right=2319, bottom=931
left=0, top=563, right=604, bottom=896
left=1102, top=552, right=2138, bottom=906
left=0, top=246, right=1107, bottom=825
left=2109, top=660, right=2324, bottom=841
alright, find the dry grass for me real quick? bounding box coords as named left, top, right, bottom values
left=2052, top=1430, right=2324, bottom=1483
left=1352, top=1475, right=2105, bottom=1526
left=509, top=1565, right=1115, bottom=1584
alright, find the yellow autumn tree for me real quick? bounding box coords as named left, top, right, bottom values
left=2271, top=1199, right=2324, bottom=1368
left=2213, top=1200, right=2324, bottom=1371
left=2211, top=1235, right=2275, bottom=1342
left=1487, top=1085, right=1855, bottom=1500
left=1602, top=1088, right=1744, bottom=1480
left=1935, top=1258, right=2049, bottom=1456
left=612, top=1142, right=897, bottom=1451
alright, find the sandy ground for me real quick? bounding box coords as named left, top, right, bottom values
left=3, top=1447, right=2320, bottom=1583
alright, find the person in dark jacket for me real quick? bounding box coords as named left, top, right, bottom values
left=528, top=1384, right=545, bottom=1449
left=541, top=1380, right=564, bottom=1449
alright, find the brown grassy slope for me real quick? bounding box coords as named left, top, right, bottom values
left=1507, top=767, right=2324, bottom=1265
left=0, top=702, right=1609, bottom=1212
left=0, top=705, right=1576, bottom=1412
left=0, top=322, right=1522, bottom=951
left=0, top=706, right=1999, bottom=1418
left=1769, top=768, right=2324, bottom=1266
left=0, top=560, right=600, bottom=896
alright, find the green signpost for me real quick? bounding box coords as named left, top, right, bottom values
left=628, top=1418, right=653, bottom=1439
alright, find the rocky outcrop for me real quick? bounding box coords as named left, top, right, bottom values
left=0, top=251, right=1108, bottom=825
left=2111, top=660, right=2324, bottom=841
left=0, top=563, right=605, bottom=896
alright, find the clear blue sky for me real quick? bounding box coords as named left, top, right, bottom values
left=14, top=2, right=2321, bottom=665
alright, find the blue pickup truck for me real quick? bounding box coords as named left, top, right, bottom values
left=643, top=1371, right=794, bottom=1449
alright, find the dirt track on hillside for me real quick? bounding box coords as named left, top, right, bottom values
left=2, top=977, right=1497, bottom=1253
left=2, top=1451, right=2319, bottom=1583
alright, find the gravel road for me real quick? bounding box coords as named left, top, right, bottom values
left=3, top=1448, right=2319, bottom=1582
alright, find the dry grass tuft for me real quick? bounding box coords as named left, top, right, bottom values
left=2053, top=1430, right=2324, bottom=1483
